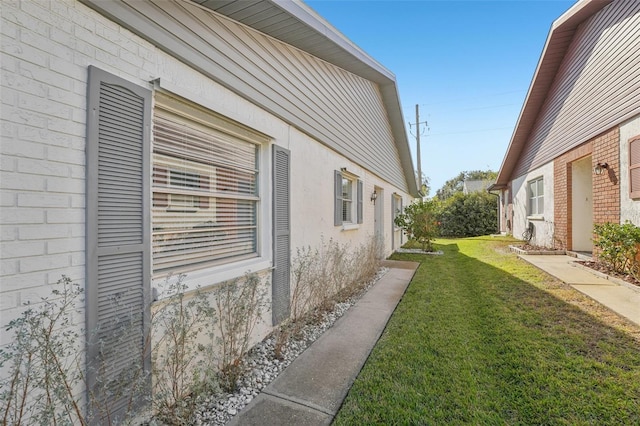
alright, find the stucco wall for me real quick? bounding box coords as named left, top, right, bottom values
left=511, top=162, right=555, bottom=247
left=0, top=0, right=412, bottom=346
left=619, top=114, right=640, bottom=225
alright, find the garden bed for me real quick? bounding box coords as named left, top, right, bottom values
left=575, top=260, right=640, bottom=291
left=509, top=244, right=565, bottom=255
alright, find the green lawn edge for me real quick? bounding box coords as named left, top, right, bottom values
left=333, top=237, right=640, bottom=425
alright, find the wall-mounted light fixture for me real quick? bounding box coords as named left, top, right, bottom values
left=370, top=190, right=378, bottom=204
left=594, top=162, right=609, bottom=175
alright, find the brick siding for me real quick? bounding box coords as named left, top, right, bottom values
left=0, top=0, right=158, bottom=343
left=553, top=128, right=620, bottom=250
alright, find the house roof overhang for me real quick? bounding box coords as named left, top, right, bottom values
left=194, top=0, right=418, bottom=197
left=494, top=0, right=613, bottom=188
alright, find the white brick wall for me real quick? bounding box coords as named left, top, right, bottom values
left=0, top=0, right=159, bottom=339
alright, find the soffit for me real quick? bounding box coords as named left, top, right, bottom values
left=192, top=0, right=395, bottom=84
left=495, top=0, right=613, bottom=187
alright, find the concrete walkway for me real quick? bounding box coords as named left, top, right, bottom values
left=228, top=260, right=419, bottom=426
left=519, top=254, right=640, bottom=327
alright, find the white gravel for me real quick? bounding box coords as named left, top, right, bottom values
left=190, top=267, right=389, bottom=426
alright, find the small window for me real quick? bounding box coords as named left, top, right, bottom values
left=341, top=176, right=354, bottom=223
left=528, top=177, right=544, bottom=216
left=629, top=136, right=640, bottom=199
left=334, top=170, right=362, bottom=226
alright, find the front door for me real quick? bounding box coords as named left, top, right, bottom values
left=572, top=156, right=593, bottom=252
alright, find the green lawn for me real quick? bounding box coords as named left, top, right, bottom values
left=333, top=237, right=640, bottom=425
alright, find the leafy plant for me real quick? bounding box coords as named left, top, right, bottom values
left=437, top=191, right=498, bottom=237
left=593, top=222, right=640, bottom=276
left=394, top=199, right=439, bottom=251
left=0, top=276, right=86, bottom=426
left=152, top=274, right=219, bottom=424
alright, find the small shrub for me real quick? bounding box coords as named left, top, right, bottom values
left=152, top=274, right=219, bottom=424
left=213, top=273, right=267, bottom=392
left=593, top=222, right=640, bottom=276
left=288, top=236, right=382, bottom=330
left=0, top=276, right=86, bottom=426
left=394, top=199, right=439, bottom=251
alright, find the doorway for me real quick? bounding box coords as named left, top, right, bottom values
left=571, top=156, right=593, bottom=252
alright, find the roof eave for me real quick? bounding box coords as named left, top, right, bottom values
left=495, top=0, right=613, bottom=187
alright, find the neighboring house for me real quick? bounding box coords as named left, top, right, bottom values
left=0, top=0, right=419, bottom=417
left=462, top=179, right=494, bottom=195
left=492, top=0, right=640, bottom=250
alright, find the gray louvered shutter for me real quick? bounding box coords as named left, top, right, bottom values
left=334, top=170, right=343, bottom=226
left=357, top=179, right=363, bottom=224
left=86, top=66, right=151, bottom=422
left=630, top=137, right=640, bottom=199
left=273, top=146, right=291, bottom=324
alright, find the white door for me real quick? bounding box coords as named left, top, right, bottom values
left=572, top=156, right=593, bottom=252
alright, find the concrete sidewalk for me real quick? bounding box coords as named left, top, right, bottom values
left=228, top=260, right=419, bottom=426
left=519, top=254, right=640, bottom=327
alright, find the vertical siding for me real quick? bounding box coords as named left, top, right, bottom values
left=104, top=0, right=408, bottom=192
left=513, top=0, right=640, bottom=177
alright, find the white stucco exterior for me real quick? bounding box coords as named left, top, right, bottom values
left=511, top=162, right=555, bottom=247
left=619, top=114, right=640, bottom=225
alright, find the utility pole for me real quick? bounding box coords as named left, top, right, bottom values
left=416, top=104, right=422, bottom=190
left=409, top=104, right=428, bottom=193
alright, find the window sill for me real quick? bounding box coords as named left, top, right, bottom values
left=152, top=257, right=272, bottom=301
left=527, top=215, right=544, bottom=221
left=341, top=223, right=360, bottom=231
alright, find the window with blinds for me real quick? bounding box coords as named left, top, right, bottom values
left=152, top=104, right=259, bottom=273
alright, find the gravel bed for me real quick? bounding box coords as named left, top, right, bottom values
left=191, top=267, right=389, bottom=425
left=394, top=248, right=443, bottom=255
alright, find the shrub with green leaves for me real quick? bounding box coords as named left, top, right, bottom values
left=593, top=222, right=640, bottom=277
left=437, top=191, right=497, bottom=237
left=394, top=199, right=439, bottom=251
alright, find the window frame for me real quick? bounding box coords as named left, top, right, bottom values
left=151, top=92, right=268, bottom=276
left=527, top=176, right=544, bottom=217
left=341, top=175, right=355, bottom=224
left=334, top=169, right=363, bottom=228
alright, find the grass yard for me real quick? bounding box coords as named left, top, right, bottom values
left=333, top=237, right=640, bottom=425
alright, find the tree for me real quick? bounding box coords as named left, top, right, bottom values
left=394, top=199, right=439, bottom=251
left=435, top=170, right=497, bottom=201
left=437, top=191, right=498, bottom=237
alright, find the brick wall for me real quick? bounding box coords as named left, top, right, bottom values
left=592, top=128, right=621, bottom=224
left=553, top=128, right=620, bottom=250
left=0, top=0, right=157, bottom=341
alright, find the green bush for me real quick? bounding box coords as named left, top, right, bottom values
left=437, top=192, right=497, bottom=237
left=394, top=199, right=439, bottom=251
left=593, top=222, right=640, bottom=277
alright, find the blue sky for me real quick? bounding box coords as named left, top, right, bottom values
left=305, top=0, right=575, bottom=194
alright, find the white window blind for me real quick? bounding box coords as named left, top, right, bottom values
left=341, top=176, right=354, bottom=223
left=152, top=107, right=259, bottom=273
